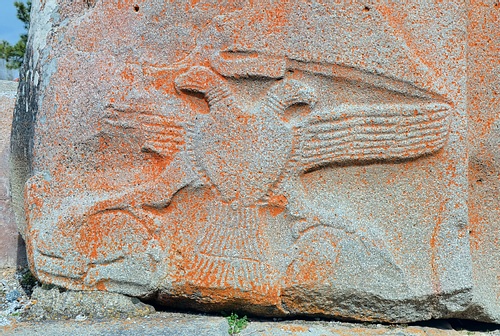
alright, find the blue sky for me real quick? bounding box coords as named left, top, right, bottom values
left=0, top=0, right=28, bottom=45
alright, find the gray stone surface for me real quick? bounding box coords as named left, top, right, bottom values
left=2, top=313, right=230, bottom=336
left=0, top=80, right=21, bottom=269
left=464, top=2, right=500, bottom=324
left=9, top=0, right=497, bottom=324
left=2, top=316, right=500, bottom=336
left=242, top=321, right=498, bottom=336
left=27, top=287, right=155, bottom=320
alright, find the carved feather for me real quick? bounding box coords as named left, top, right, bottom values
left=294, top=102, right=451, bottom=172
left=102, top=105, right=185, bottom=158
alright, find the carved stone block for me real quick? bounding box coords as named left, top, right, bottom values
left=10, top=1, right=498, bottom=323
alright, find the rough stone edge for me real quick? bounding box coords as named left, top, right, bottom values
left=26, top=287, right=155, bottom=320
left=10, top=0, right=59, bottom=240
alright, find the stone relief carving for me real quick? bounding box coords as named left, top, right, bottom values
left=16, top=0, right=493, bottom=323
left=26, top=51, right=451, bottom=298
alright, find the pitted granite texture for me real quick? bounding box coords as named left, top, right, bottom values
left=10, top=0, right=498, bottom=323
left=464, top=0, right=500, bottom=323
left=0, top=80, right=20, bottom=268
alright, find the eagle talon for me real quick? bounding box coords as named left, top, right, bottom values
left=288, top=200, right=357, bottom=239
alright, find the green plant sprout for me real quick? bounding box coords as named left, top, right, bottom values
left=226, top=312, right=248, bottom=335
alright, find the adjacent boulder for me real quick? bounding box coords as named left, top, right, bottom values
left=10, top=0, right=498, bottom=323
left=0, top=80, right=21, bottom=268
left=27, top=287, right=155, bottom=320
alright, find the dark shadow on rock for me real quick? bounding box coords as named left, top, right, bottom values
left=16, top=235, right=27, bottom=268
left=411, top=319, right=500, bottom=332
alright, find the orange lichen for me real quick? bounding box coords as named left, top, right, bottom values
left=268, top=194, right=288, bottom=217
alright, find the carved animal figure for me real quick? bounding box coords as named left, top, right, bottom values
left=28, top=61, right=451, bottom=294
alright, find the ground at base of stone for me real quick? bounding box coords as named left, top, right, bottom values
left=1, top=267, right=499, bottom=336
left=0, top=268, right=36, bottom=326
left=2, top=315, right=500, bottom=336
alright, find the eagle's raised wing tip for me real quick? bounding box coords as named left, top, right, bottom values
left=294, top=101, right=451, bottom=173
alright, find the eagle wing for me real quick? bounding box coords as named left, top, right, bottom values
left=294, top=102, right=451, bottom=173
left=102, top=104, right=185, bottom=158
left=96, top=104, right=198, bottom=211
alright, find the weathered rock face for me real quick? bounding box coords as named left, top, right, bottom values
left=0, top=80, right=22, bottom=269
left=10, top=0, right=498, bottom=323
left=465, top=1, right=500, bottom=323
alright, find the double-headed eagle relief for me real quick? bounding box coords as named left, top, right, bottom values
left=26, top=47, right=451, bottom=299
left=91, top=52, right=451, bottom=294
left=18, top=0, right=483, bottom=322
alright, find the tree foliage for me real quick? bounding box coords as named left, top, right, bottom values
left=0, top=1, right=31, bottom=69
